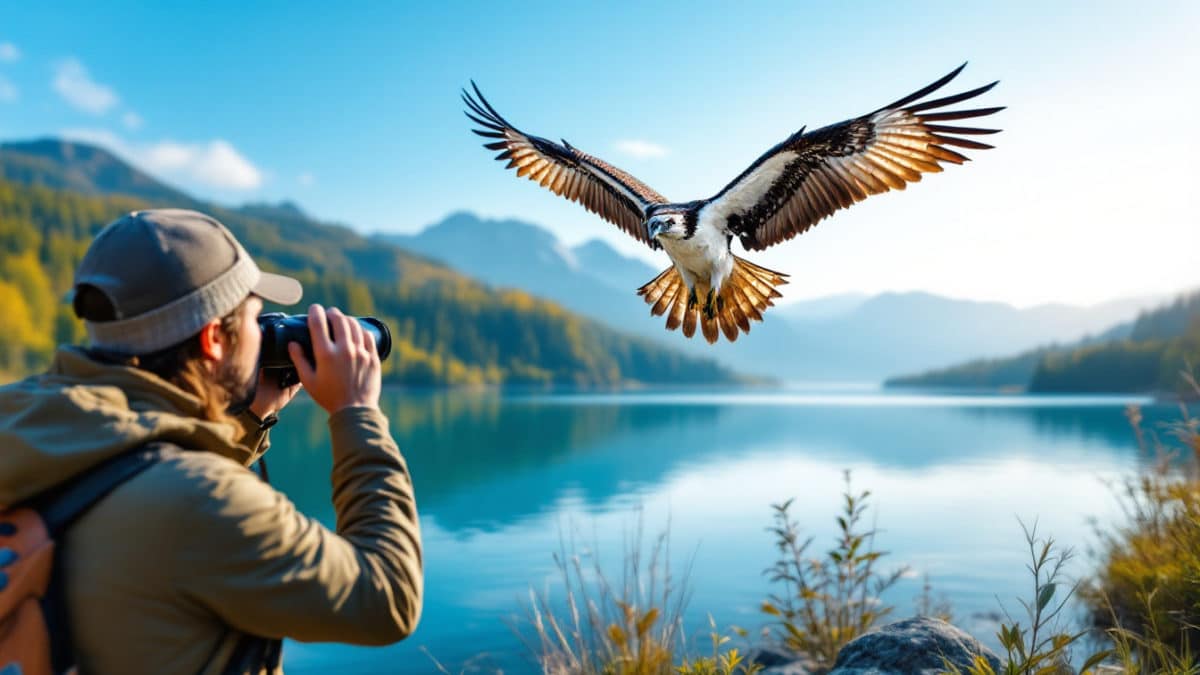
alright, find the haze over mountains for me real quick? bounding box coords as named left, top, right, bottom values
left=1, top=136, right=1171, bottom=386
left=381, top=212, right=1163, bottom=382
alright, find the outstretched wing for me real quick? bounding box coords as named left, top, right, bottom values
left=464, top=83, right=669, bottom=249
left=705, top=64, right=1003, bottom=252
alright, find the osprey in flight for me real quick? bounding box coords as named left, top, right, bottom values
left=465, top=64, right=1001, bottom=343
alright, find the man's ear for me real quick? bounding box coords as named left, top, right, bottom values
left=197, top=319, right=225, bottom=362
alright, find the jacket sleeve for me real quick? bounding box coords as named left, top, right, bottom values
left=169, top=406, right=423, bottom=644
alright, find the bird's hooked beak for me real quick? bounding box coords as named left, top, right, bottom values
left=647, top=217, right=668, bottom=240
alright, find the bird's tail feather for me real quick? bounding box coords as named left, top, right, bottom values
left=636, top=256, right=788, bottom=344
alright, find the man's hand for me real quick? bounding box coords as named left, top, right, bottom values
left=248, top=368, right=302, bottom=420
left=287, top=304, right=382, bottom=414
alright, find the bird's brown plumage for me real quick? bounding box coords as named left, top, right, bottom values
left=463, top=82, right=667, bottom=248
left=637, top=256, right=788, bottom=344
left=714, top=64, right=1003, bottom=252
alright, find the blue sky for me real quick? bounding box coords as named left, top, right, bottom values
left=1, top=1, right=1197, bottom=307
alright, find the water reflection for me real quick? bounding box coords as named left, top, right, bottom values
left=264, top=389, right=1181, bottom=674
left=271, top=390, right=1172, bottom=535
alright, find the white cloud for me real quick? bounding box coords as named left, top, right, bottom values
left=122, top=111, right=143, bottom=130
left=183, top=140, right=263, bottom=190
left=297, top=172, right=316, bottom=187
left=614, top=139, right=669, bottom=159
left=140, top=141, right=204, bottom=175
left=53, top=59, right=118, bottom=115
left=0, top=75, right=16, bottom=103
left=61, top=128, right=264, bottom=191
left=0, top=43, right=19, bottom=63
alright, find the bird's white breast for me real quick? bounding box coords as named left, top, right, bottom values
left=661, top=218, right=731, bottom=284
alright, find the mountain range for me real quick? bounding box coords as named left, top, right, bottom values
left=380, top=212, right=1162, bottom=382
left=3, top=136, right=1171, bottom=387
left=0, top=139, right=737, bottom=387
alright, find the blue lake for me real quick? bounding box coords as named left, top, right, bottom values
left=267, top=386, right=1179, bottom=674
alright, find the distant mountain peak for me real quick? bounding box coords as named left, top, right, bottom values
left=570, top=238, right=659, bottom=286
left=0, top=137, right=190, bottom=205
left=572, top=238, right=643, bottom=264
left=775, top=292, right=869, bottom=322
left=3, top=137, right=119, bottom=163
left=238, top=200, right=309, bottom=220
left=573, top=238, right=622, bottom=256
left=431, top=211, right=562, bottom=244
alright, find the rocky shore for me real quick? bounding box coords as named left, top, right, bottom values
left=749, top=617, right=1001, bottom=675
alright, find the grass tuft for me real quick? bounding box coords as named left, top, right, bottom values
left=515, top=515, right=758, bottom=674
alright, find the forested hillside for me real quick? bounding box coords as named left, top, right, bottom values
left=1030, top=292, right=1200, bottom=395
left=886, top=291, right=1200, bottom=395
left=884, top=348, right=1058, bottom=391
left=0, top=165, right=737, bottom=386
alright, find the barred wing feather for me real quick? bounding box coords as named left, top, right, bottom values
left=464, top=82, right=668, bottom=249
left=705, top=64, right=1003, bottom=251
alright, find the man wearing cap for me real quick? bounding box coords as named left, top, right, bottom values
left=0, top=209, right=423, bottom=673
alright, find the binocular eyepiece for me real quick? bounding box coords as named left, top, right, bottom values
left=257, top=312, right=392, bottom=388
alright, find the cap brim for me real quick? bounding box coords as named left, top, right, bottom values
left=253, top=272, right=303, bottom=306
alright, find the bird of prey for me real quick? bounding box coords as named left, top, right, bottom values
left=464, top=64, right=1001, bottom=343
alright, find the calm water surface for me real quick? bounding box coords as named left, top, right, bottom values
left=267, top=386, right=1178, bottom=674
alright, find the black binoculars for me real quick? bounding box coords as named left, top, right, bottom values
left=257, top=312, right=393, bottom=388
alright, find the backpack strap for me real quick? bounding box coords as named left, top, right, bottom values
left=29, top=445, right=167, bottom=674
left=223, top=451, right=284, bottom=675
left=220, top=632, right=283, bottom=675
left=33, top=445, right=167, bottom=537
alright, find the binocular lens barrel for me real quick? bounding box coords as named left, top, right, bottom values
left=257, top=312, right=392, bottom=371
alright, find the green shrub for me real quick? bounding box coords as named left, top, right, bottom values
left=761, top=471, right=906, bottom=669
left=944, top=521, right=1112, bottom=675
left=1080, top=371, right=1200, bottom=669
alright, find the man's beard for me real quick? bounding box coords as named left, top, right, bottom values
left=217, top=358, right=258, bottom=415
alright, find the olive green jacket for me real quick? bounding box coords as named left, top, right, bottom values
left=0, top=347, right=423, bottom=674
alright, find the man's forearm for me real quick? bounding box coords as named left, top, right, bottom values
left=328, top=406, right=423, bottom=640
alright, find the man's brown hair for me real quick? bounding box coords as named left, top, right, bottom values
left=74, top=285, right=251, bottom=426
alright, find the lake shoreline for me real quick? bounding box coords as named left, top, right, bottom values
left=884, top=381, right=1193, bottom=404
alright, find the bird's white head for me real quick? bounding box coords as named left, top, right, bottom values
left=646, top=211, right=689, bottom=241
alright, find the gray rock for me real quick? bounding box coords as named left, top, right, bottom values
left=747, top=644, right=821, bottom=675
left=827, top=617, right=1001, bottom=675
left=761, top=663, right=819, bottom=675
left=746, top=645, right=797, bottom=668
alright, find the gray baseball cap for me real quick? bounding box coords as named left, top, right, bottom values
left=74, top=208, right=303, bottom=354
